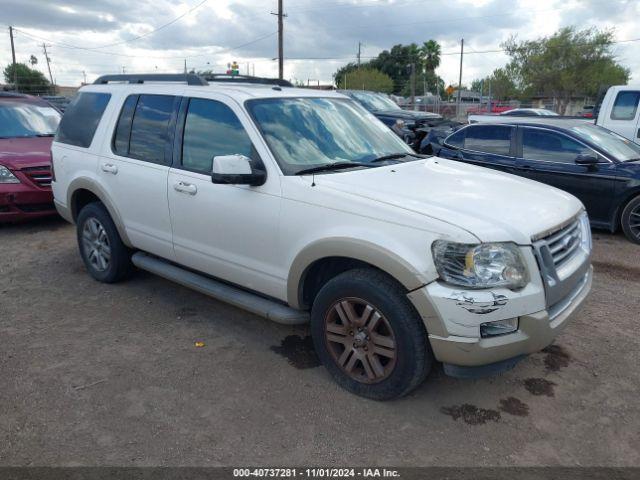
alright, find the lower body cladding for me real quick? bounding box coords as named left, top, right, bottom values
left=408, top=258, right=593, bottom=378
left=0, top=184, right=56, bottom=222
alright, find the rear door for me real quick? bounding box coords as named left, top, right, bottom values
left=601, top=89, right=640, bottom=143
left=98, top=93, right=179, bottom=260
left=439, top=124, right=519, bottom=174
left=516, top=126, right=617, bottom=224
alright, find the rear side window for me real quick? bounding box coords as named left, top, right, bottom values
left=444, top=129, right=465, bottom=148
left=464, top=125, right=512, bottom=155
left=522, top=129, right=587, bottom=163
left=55, top=92, right=111, bottom=148
left=611, top=91, right=640, bottom=120
left=181, top=98, right=254, bottom=174
left=126, top=95, right=176, bottom=165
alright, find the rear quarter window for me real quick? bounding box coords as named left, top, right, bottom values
left=55, top=92, right=111, bottom=148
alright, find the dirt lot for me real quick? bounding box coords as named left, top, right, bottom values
left=1, top=217, right=639, bottom=467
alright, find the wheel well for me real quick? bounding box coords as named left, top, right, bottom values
left=71, top=189, right=101, bottom=222
left=300, top=257, right=383, bottom=309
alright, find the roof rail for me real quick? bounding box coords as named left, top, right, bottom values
left=93, top=74, right=209, bottom=86
left=203, top=74, right=293, bottom=87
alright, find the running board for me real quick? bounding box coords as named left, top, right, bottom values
left=131, top=252, right=309, bottom=325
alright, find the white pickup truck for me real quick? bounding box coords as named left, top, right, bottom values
left=469, top=85, right=640, bottom=144
left=51, top=74, right=593, bottom=400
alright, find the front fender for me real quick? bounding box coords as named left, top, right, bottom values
left=287, top=236, right=434, bottom=309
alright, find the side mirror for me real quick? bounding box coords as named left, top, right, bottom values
left=575, top=152, right=599, bottom=165
left=212, top=154, right=266, bottom=186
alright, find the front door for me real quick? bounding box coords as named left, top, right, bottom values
left=167, top=96, right=284, bottom=300
left=516, top=126, right=617, bottom=225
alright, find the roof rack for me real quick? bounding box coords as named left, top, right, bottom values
left=203, top=74, right=293, bottom=87
left=92, top=73, right=293, bottom=88
left=93, top=74, right=209, bottom=86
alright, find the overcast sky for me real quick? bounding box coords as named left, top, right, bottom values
left=1, top=0, right=638, bottom=90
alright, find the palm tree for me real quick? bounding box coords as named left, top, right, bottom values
left=421, top=40, right=441, bottom=72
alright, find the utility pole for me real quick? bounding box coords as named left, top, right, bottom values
left=42, top=43, right=54, bottom=86
left=184, top=59, right=187, bottom=74
left=456, top=38, right=464, bottom=120
left=272, top=0, right=286, bottom=80
left=357, top=42, right=361, bottom=68
left=410, top=63, right=416, bottom=109
left=82, top=70, right=87, bottom=85
left=122, top=66, right=126, bottom=74
left=9, top=26, right=17, bottom=89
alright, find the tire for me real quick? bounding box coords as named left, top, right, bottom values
left=621, top=196, right=640, bottom=245
left=310, top=268, right=432, bottom=400
left=76, top=202, right=133, bottom=283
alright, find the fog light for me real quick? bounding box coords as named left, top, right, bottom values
left=480, top=318, right=518, bottom=338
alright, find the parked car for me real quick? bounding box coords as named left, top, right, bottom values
left=52, top=74, right=592, bottom=399
left=338, top=89, right=450, bottom=150
left=0, top=92, right=61, bottom=221
left=438, top=120, right=640, bottom=243
left=500, top=108, right=559, bottom=116
left=595, top=85, right=640, bottom=144
left=42, top=95, right=71, bottom=112
left=578, top=105, right=595, bottom=118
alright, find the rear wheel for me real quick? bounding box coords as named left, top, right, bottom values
left=310, top=268, right=432, bottom=400
left=77, top=202, right=133, bottom=282
left=621, top=196, right=640, bottom=245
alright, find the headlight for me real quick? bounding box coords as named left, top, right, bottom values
left=432, top=241, right=529, bottom=290
left=578, top=211, right=592, bottom=252
left=0, top=165, right=20, bottom=184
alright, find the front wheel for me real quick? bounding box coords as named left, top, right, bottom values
left=621, top=196, right=640, bottom=245
left=310, top=268, right=432, bottom=400
left=77, top=202, right=133, bottom=283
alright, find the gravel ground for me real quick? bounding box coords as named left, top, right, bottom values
left=0, top=217, right=639, bottom=467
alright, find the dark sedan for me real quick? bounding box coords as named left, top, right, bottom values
left=338, top=90, right=453, bottom=150
left=438, top=120, right=640, bottom=244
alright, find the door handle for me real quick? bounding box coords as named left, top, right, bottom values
left=174, top=181, right=197, bottom=195
left=101, top=163, right=118, bottom=174
left=517, top=165, right=534, bottom=172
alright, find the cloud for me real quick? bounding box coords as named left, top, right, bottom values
left=1, top=0, right=637, bottom=87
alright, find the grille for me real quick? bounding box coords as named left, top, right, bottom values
left=21, top=165, right=52, bottom=188
left=540, top=218, right=582, bottom=268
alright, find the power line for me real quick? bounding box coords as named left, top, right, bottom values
left=87, top=0, right=210, bottom=49
left=12, top=28, right=277, bottom=59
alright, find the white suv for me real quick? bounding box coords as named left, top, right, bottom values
left=52, top=74, right=592, bottom=399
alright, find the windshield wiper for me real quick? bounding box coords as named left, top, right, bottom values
left=36, top=133, right=55, bottom=137
left=369, top=152, right=423, bottom=163
left=294, top=162, right=371, bottom=176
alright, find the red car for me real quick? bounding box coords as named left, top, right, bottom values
left=0, top=92, right=61, bottom=221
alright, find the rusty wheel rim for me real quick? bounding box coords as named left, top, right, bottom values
left=324, top=297, right=397, bottom=384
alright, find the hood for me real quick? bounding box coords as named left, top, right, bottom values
left=374, top=109, right=441, bottom=121
left=315, top=158, right=583, bottom=244
left=0, top=136, right=53, bottom=170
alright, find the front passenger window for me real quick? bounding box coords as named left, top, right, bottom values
left=522, top=129, right=586, bottom=163
left=182, top=98, right=255, bottom=173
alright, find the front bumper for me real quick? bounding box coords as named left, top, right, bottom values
left=407, top=265, right=592, bottom=368
left=0, top=183, right=56, bottom=221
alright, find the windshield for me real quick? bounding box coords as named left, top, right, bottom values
left=571, top=124, right=640, bottom=162
left=349, top=91, right=400, bottom=111
left=0, top=101, right=61, bottom=138
left=247, top=97, right=414, bottom=175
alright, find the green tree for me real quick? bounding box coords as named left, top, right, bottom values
left=471, top=65, right=520, bottom=101
left=503, top=27, right=629, bottom=114
left=334, top=41, right=444, bottom=95
left=3, top=63, right=51, bottom=94
left=335, top=67, right=393, bottom=93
